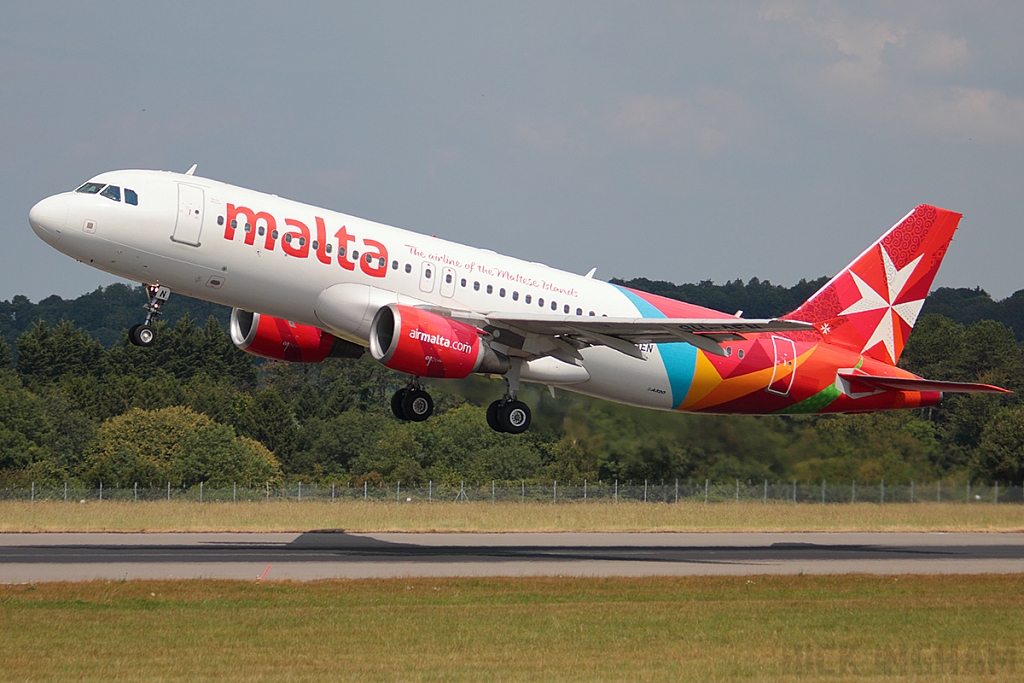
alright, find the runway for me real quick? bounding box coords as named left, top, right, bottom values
left=1, top=531, right=1023, bottom=582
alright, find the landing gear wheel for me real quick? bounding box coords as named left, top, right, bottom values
left=401, top=389, right=434, bottom=422
left=391, top=388, right=408, bottom=420
left=498, top=400, right=531, bottom=434
left=130, top=323, right=156, bottom=347
left=486, top=400, right=505, bottom=432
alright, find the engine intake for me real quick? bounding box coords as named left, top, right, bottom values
left=369, top=304, right=509, bottom=378
left=230, top=308, right=363, bottom=363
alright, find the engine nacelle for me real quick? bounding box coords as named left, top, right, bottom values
left=230, top=308, right=363, bottom=363
left=369, top=304, right=509, bottom=378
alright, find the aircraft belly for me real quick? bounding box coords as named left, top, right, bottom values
left=574, top=345, right=677, bottom=410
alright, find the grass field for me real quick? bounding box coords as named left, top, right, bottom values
left=0, top=574, right=1020, bottom=681
left=0, top=500, right=1022, bottom=533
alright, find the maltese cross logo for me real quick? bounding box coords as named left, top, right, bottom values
left=839, top=245, right=925, bottom=363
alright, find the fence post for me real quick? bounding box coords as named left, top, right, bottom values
left=736, top=479, right=739, bottom=503
left=793, top=480, right=796, bottom=504
left=429, top=481, right=432, bottom=503
left=764, top=480, right=767, bottom=505
left=705, top=479, right=709, bottom=504
left=64, top=481, right=67, bottom=503
left=880, top=479, right=884, bottom=504
left=584, top=479, right=588, bottom=504
left=134, top=482, right=137, bottom=503
left=995, top=481, right=999, bottom=504
left=492, top=480, right=495, bottom=504
left=644, top=479, right=648, bottom=503
left=677, top=479, right=680, bottom=505
left=168, top=482, right=171, bottom=502
left=553, top=481, right=557, bottom=504
left=266, top=482, right=269, bottom=503
left=521, top=480, right=524, bottom=503
left=364, top=480, right=367, bottom=501
left=852, top=480, right=856, bottom=504
left=298, top=482, right=302, bottom=502
left=967, top=480, right=971, bottom=502
left=937, top=479, right=941, bottom=503
left=615, top=479, right=618, bottom=504
left=332, top=483, right=336, bottom=503
left=397, top=481, right=401, bottom=502
left=911, top=480, right=914, bottom=503
left=200, top=481, right=203, bottom=503
left=99, top=482, right=102, bottom=500
left=31, top=482, right=34, bottom=503
left=822, top=479, right=825, bottom=505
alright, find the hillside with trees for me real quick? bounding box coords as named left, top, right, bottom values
left=1, top=278, right=1023, bottom=489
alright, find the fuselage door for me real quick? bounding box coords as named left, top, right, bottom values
left=172, top=184, right=205, bottom=246
left=419, top=261, right=435, bottom=293
left=767, top=336, right=797, bottom=396
left=440, top=266, right=456, bottom=298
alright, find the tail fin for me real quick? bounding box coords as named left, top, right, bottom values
left=782, top=204, right=961, bottom=365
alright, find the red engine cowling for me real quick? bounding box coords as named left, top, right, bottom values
left=230, top=308, right=363, bottom=363
left=369, top=304, right=509, bottom=378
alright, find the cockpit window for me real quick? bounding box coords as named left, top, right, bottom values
left=100, top=185, right=121, bottom=202
left=125, top=189, right=138, bottom=205
left=76, top=182, right=105, bottom=194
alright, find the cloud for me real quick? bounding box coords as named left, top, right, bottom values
left=606, top=89, right=759, bottom=156
left=757, top=0, right=1024, bottom=143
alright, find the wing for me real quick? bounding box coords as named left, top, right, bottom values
left=838, top=372, right=1011, bottom=395
left=448, top=311, right=815, bottom=361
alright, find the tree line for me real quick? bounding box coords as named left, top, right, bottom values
left=1, top=280, right=1023, bottom=489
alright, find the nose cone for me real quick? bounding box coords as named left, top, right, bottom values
left=29, top=195, right=68, bottom=246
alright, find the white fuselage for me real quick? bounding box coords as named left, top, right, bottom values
left=29, top=169, right=688, bottom=409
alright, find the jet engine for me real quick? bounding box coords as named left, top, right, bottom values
left=229, top=308, right=363, bottom=363
left=369, top=304, right=509, bottom=378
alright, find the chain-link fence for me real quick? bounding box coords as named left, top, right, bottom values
left=2, top=480, right=1022, bottom=503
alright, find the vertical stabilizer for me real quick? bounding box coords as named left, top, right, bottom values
left=783, top=204, right=961, bottom=365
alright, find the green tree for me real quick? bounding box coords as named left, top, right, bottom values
left=0, top=334, right=11, bottom=369
left=973, top=407, right=1024, bottom=484
left=16, top=320, right=107, bottom=382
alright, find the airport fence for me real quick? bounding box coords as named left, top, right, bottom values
left=1, top=480, right=1022, bottom=504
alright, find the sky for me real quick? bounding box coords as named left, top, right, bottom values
left=3, top=1, right=1024, bottom=303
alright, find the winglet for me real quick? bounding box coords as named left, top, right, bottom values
left=584, top=267, right=597, bottom=279
left=185, top=164, right=197, bottom=176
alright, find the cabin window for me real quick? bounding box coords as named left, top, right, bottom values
left=576, top=308, right=582, bottom=316
left=325, top=244, right=332, bottom=254
left=499, top=288, right=506, bottom=298
left=284, top=234, right=291, bottom=243
left=737, top=349, right=745, bottom=359
left=445, top=273, right=452, bottom=284
left=392, top=260, right=398, bottom=270
left=486, top=284, right=493, bottom=294
left=245, top=224, right=253, bottom=234
left=75, top=182, right=104, bottom=194
left=538, top=298, right=544, bottom=307
left=473, top=281, right=480, bottom=291
left=725, top=346, right=733, bottom=357
left=563, top=304, right=569, bottom=314
left=461, top=278, right=467, bottom=287
left=217, top=216, right=225, bottom=226
left=379, top=257, right=385, bottom=267
left=100, top=185, right=121, bottom=202
left=259, top=226, right=265, bottom=236
left=365, top=254, right=372, bottom=264
left=311, top=240, right=318, bottom=250
left=299, top=237, right=306, bottom=247
left=525, top=294, right=531, bottom=304
left=512, top=291, right=519, bottom=301
left=351, top=250, right=358, bottom=260
left=272, top=230, right=279, bottom=240
left=405, top=263, right=412, bottom=273
left=589, top=311, right=595, bottom=316
left=125, top=189, right=138, bottom=205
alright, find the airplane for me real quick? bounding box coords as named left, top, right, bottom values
left=27, top=167, right=1008, bottom=433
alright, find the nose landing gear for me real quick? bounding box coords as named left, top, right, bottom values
left=128, top=284, right=171, bottom=347
left=390, top=380, right=434, bottom=422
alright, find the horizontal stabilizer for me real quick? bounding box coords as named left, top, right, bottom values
left=837, top=372, right=1011, bottom=394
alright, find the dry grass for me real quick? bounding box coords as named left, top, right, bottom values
left=0, top=574, right=1021, bottom=681
left=0, top=500, right=1022, bottom=533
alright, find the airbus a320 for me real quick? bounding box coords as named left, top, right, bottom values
left=28, top=168, right=1008, bottom=433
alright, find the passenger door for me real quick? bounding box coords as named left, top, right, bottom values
left=419, top=261, right=435, bottom=293
left=440, top=266, right=456, bottom=298
left=172, top=184, right=205, bottom=246
left=767, top=336, right=797, bottom=396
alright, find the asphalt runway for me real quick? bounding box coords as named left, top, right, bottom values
left=1, top=531, right=1022, bottom=582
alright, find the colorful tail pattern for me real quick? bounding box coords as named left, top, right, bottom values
left=782, top=204, right=961, bottom=365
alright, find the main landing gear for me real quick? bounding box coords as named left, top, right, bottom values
left=390, top=380, right=434, bottom=422
left=486, top=358, right=531, bottom=434
left=128, top=284, right=171, bottom=347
